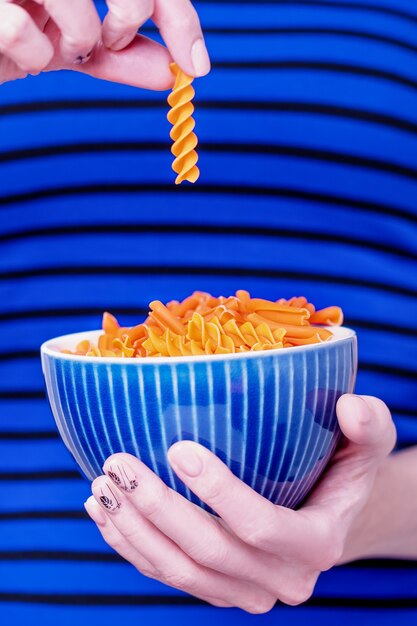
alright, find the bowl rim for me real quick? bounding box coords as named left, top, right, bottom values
left=41, top=326, right=356, bottom=365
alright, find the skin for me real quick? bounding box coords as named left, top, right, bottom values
left=84, top=394, right=407, bottom=613
left=2, top=1, right=414, bottom=611
left=0, top=0, right=211, bottom=88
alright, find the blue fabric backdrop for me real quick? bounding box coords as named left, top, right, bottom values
left=1, top=0, right=417, bottom=624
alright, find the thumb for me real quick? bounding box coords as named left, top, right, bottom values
left=336, top=395, right=397, bottom=458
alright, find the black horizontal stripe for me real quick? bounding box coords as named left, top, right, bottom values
left=0, top=551, right=123, bottom=563
left=212, top=60, right=417, bottom=92
left=2, top=223, right=416, bottom=263
left=0, top=306, right=147, bottom=322
left=149, top=26, right=417, bottom=56
left=0, top=265, right=416, bottom=299
left=0, top=391, right=45, bottom=400
left=0, top=510, right=87, bottom=521
left=1, top=550, right=416, bottom=571
left=360, top=362, right=417, bottom=380
left=0, top=592, right=416, bottom=609
left=0, top=350, right=39, bottom=361
left=194, top=0, right=417, bottom=27
left=0, top=431, right=59, bottom=440
left=2, top=141, right=417, bottom=183
left=1, top=184, right=416, bottom=229
left=2, top=100, right=417, bottom=139
left=389, top=407, right=417, bottom=418
left=0, top=471, right=80, bottom=481
left=345, top=318, right=417, bottom=338
left=0, top=307, right=416, bottom=340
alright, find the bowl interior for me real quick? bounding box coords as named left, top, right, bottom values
left=41, top=326, right=356, bottom=365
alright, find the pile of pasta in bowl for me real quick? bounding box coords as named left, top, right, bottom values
left=62, top=291, right=344, bottom=358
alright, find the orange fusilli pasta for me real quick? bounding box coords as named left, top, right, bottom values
left=167, top=63, right=200, bottom=185
left=65, top=291, right=344, bottom=358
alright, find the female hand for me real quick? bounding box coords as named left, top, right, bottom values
left=0, top=0, right=210, bottom=88
left=85, top=394, right=396, bottom=613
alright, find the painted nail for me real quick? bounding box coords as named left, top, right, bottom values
left=84, top=496, right=107, bottom=527
left=96, top=482, right=122, bottom=512
left=105, top=461, right=138, bottom=492
left=191, top=38, right=211, bottom=77
left=169, top=444, right=203, bottom=477
left=73, top=48, right=94, bottom=65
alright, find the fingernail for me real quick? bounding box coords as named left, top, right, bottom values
left=349, top=395, right=371, bottom=425
left=191, top=38, right=211, bottom=76
left=169, top=444, right=203, bottom=477
left=104, top=461, right=138, bottom=492
left=84, top=496, right=107, bottom=527
left=109, top=34, right=134, bottom=51
left=94, top=482, right=122, bottom=512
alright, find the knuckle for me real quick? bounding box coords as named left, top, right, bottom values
left=239, top=518, right=273, bottom=548
left=200, top=472, right=228, bottom=508
left=110, top=3, right=152, bottom=29
left=190, top=535, right=229, bottom=569
left=0, top=11, right=30, bottom=48
left=165, top=7, right=200, bottom=33
left=163, top=566, right=197, bottom=592
left=139, top=481, right=170, bottom=519
left=244, top=594, right=276, bottom=614
left=281, top=586, right=313, bottom=607
left=318, top=533, right=344, bottom=570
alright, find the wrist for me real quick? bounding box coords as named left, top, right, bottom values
left=340, top=447, right=417, bottom=563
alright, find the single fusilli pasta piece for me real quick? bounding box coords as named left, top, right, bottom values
left=167, top=63, right=200, bottom=185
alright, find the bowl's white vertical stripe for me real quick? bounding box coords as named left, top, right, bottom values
left=224, top=361, right=232, bottom=469
left=80, top=363, right=106, bottom=466
left=59, top=361, right=96, bottom=479
left=43, top=358, right=72, bottom=450
left=299, top=347, right=332, bottom=502
left=121, top=365, right=141, bottom=459
left=282, top=352, right=308, bottom=508
left=285, top=350, right=319, bottom=509
left=92, top=365, right=113, bottom=454
left=239, top=360, right=249, bottom=481
left=206, top=363, right=216, bottom=454
left=259, top=358, right=280, bottom=496
left=269, top=353, right=295, bottom=502
left=170, top=365, right=192, bottom=501
left=188, top=364, right=199, bottom=444
left=250, top=360, right=264, bottom=489
left=136, top=367, right=158, bottom=475
left=154, top=367, right=177, bottom=490
left=70, top=362, right=101, bottom=476
left=106, top=364, right=125, bottom=453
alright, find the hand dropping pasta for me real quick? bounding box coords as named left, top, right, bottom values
left=63, top=291, right=344, bottom=358
left=167, top=63, right=200, bottom=185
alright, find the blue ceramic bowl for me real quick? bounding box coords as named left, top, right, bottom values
left=41, top=327, right=357, bottom=510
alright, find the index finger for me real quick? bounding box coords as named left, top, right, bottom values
left=72, top=33, right=173, bottom=90
left=167, top=441, right=317, bottom=558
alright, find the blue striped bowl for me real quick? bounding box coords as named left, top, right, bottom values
left=41, top=327, right=357, bottom=509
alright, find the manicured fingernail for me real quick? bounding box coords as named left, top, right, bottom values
left=94, top=482, right=122, bottom=512
left=104, top=461, right=138, bottom=492
left=191, top=38, right=211, bottom=76
left=169, top=444, right=203, bottom=477
left=109, top=34, right=134, bottom=51
left=84, top=496, right=107, bottom=527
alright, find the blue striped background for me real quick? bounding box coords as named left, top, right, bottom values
left=1, top=0, right=417, bottom=623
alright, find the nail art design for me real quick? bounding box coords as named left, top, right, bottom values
left=74, top=49, right=93, bottom=65
left=98, top=483, right=121, bottom=512
left=106, top=463, right=138, bottom=492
